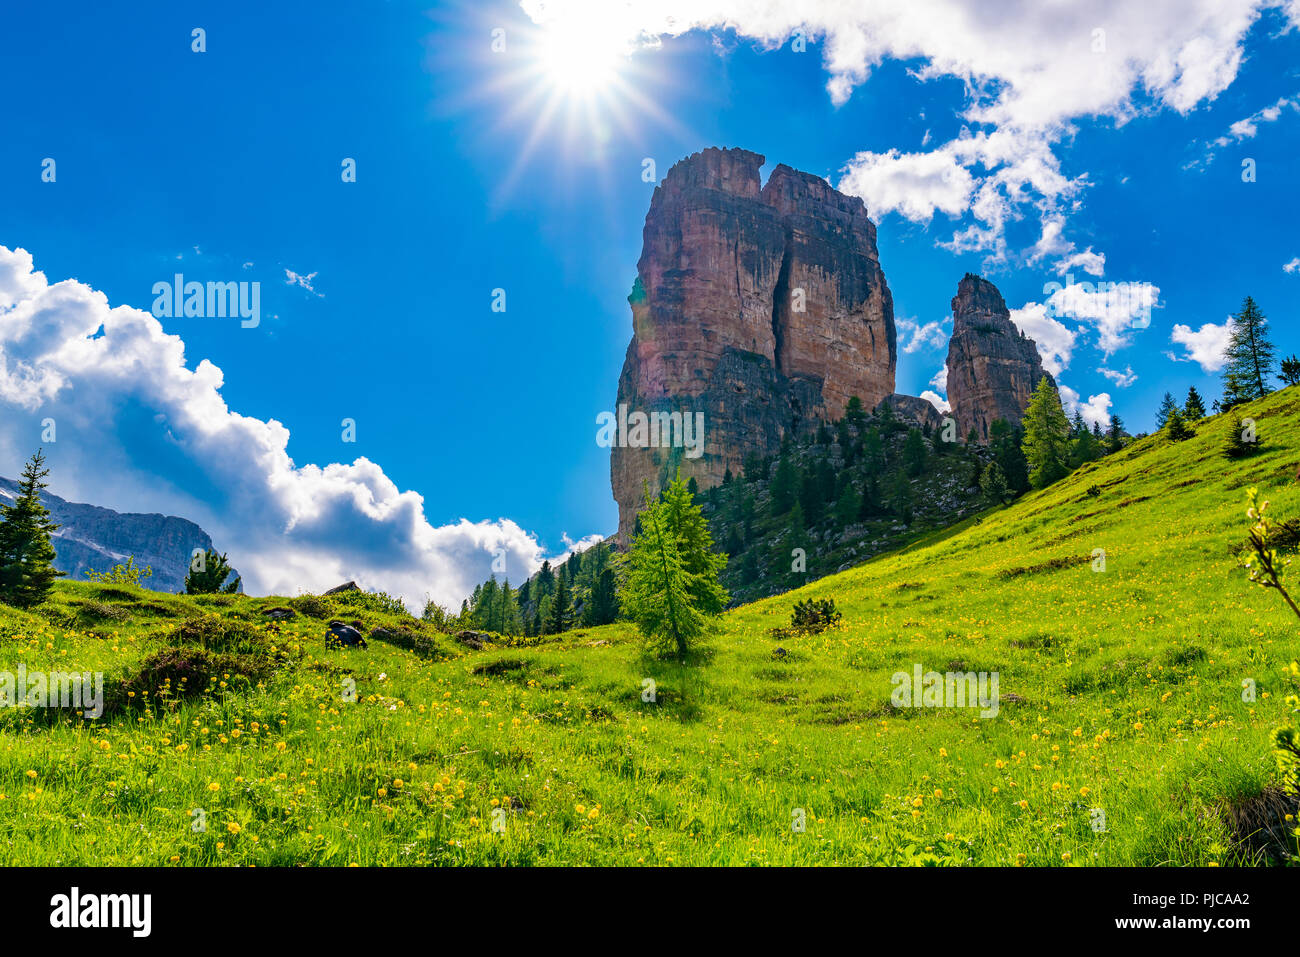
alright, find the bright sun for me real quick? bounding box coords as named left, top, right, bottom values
left=536, top=22, right=624, bottom=97
left=464, top=11, right=685, bottom=197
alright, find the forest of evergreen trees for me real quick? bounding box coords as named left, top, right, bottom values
left=437, top=540, right=620, bottom=637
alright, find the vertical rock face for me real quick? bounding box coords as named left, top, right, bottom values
left=946, top=274, right=1053, bottom=442
left=762, top=164, right=896, bottom=417
left=610, top=148, right=897, bottom=541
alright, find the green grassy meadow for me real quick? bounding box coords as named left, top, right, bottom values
left=2, top=390, right=1299, bottom=866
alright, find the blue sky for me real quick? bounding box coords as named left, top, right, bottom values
left=1, top=0, right=1297, bottom=605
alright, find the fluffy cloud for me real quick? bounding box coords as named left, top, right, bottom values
left=896, top=316, right=950, bottom=354
left=1029, top=215, right=1106, bottom=277
left=523, top=0, right=1293, bottom=264
left=1058, top=384, right=1113, bottom=428
left=919, top=390, right=951, bottom=413
left=0, top=246, right=583, bottom=611
left=1099, top=365, right=1138, bottom=387
left=837, top=148, right=974, bottom=223
left=1009, top=302, right=1077, bottom=376
left=561, top=532, right=606, bottom=555
left=929, top=365, right=948, bottom=392
left=1169, top=320, right=1232, bottom=372
left=1284, top=257, right=1300, bottom=273
left=1219, top=94, right=1298, bottom=143
left=1044, top=280, right=1160, bottom=355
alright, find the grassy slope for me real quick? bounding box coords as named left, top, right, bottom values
left=1, top=390, right=1298, bottom=866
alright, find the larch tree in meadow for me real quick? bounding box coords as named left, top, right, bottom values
left=659, top=472, right=728, bottom=616
left=623, top=486, right=706, bottom=662
left=1021, top=376, right=1071, bottom=490
left=0, top=450, right=64, bottom=608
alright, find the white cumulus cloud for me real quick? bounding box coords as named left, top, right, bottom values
left=1169, top=320, right=1232, bottom=372
left=1009, top=302, right=1077, bottom=376
left=919, top=390, right=951, bottom=413
left=1099, top=365, right=1138, bottom=388
left=1045, top=280, right=1160, bottom=355
left=522, top=0, right=1289, bottom=263
left=1058, top=384, right=1113, bottom=428
left=897, top=316, right=950, bottom=354
left=0, top=246, right=585, bottom=611
left=837, top=148, right=974, bottom=223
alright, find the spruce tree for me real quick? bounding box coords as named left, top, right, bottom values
left=890, top=472, right=914, bottom=526
left=185, top=548, right=241, bottom=594
left=979, top=462, right=1008, bottom=505
left=862, top=428, right=885, bottom=476
left=1280, top=355, right=1300, bottom=388
left=770, top=455, right=798, bottom=514
left=547, top=573, right=569, bottom=634
left=0, top=451, right=65, bottom=608
left=989, top=419, right=1029, bottom=494
left=798, top=470, right=823, bottom=525
left=877, top=400, right=899, bottom=434
left=1184, top=386, right=1206, bottom=419
left=1165, top=405, right=1192, bottom=441
left=835, top=481, right=862, bottom=525
left=1021, top=376, right=1071, bottom=489
left=584, top=567, right=619, bottom=625
left=1222, top=416, right=1258, bottom=459
left=1106, top=414, right=1124, bottom=454
left=858, top=475, right=880, bottom=520
left=845, top=396, right=866, bottom=426
left=902, top=427, right=927, bottom=477
left=1068, top=426, right=1102, bottom=468
left=1222, top=296, right=1275, bottom=405
left=787, top=500, right=806, bottom=535
left=1157, top=392, right=1178, bottom=429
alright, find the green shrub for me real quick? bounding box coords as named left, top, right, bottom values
left=74, top=600, right=131, bottom=624
left=104, top=647, right=273, bottom=717
left=84, top=557, right=152, bottom=587
left=170, top=613, right=267, bottom=656
left=789, top=598, right=842, bottom=634
left=331, top=589, right=411, bottom=618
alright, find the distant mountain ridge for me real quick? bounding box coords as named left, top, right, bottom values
left=0, top=477, right=228, bottom=593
